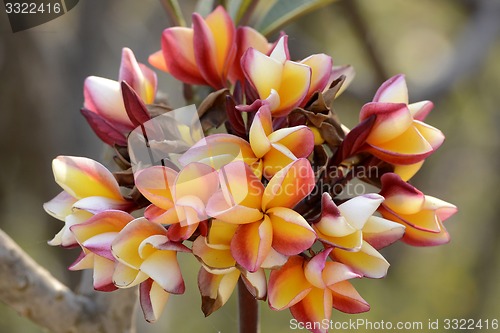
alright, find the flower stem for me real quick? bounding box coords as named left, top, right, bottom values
left=238, top=278, right=260, bottom=333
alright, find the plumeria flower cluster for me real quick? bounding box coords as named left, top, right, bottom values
left=44, top=6, right=457, bottom=332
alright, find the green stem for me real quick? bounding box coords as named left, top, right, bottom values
left=160, top=0, right=186, bottom=26
left=238, top=278, right=260, bottom=333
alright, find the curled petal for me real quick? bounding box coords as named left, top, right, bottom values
left=71, top=210, right=134, bottom=254
left=304, top=248, right=332, bottom=289
left=241, top=268, right=267, bottom=300
left=193, top=236, right=236, bottom=272
left=112, top=218, right=167, bottom=269
left=167, top=223, right=199, bottom=242
left=141, top=250, right=185, bottom=294
left=179, top=134, right=257, bottom=170
left=229, top=26, right=270, bottom=83
left=118, top=47, right=157, bottom=104
left=148, top=49, right=168, bottom=72
left=323, top=261, right=361, bottom=287
left=161, top=27, right=206, bottom=85
left=198, top=267, right=240, bottom=316
left=83, top=76, right=132, bottom=128
left=193, top=6, right=235, bottom=89
left=231, top=216, right=272, bottom=272
left=92, top=256, right=117, bottom=292
left=300, top=54, right=333, bottom=103
left=72, top=196, right=134, bottom=215
left=330, top=280, right=370, bottom=314
left=337, top=194, right=384, bottom=230
left=135, top=166, right=177, bottom=210
left=367, top=126, right=434, bottom=165
left=261, top=248, right=288, bottom=269
left=52, top=156, right=123, bottom=201
left=140, top=279, right=170, bottom=323
left=48, top=210, right=93, bottom=248
left=380, top=173, right=425, bottom=215
left=262, top=159, right=315, bottom=211
left=315, top=193, right=355, bottom=238
left=268, top=255, right=312, bottom=310
left=289, top=287, right=332, bottom=333
left=379, top=205, right=441, bottom=233
left=401, top=218, right=450, bottom=246
left=43, top=191, right=77, bottom=221
left=207, top=161, right=264, bottom=218
left=267, top=207, right=316, bottom=256
left=206, top=192, right=264, bottom=224
left=408, top=100, right=433, bottom=121
left=360, top=102, right=413, bottom=144
left=173, top=162, right=218, bottom=204
left=373, top=74, right=409, bottom=104
left=261, top=144, right=296, bottom=179
left=393, top=161, right=424, bottom=181
left=274, top=60, right=311, bottom=116
left=413, top=120, right=445, bottom=150
left=249, top=106, right=273, bottom=158
left=362, top=216, right=405, bottom=250
left=269, top=35, right=290, bottom=63
left=81, top=233, right=121, bottom=261
left=242, top=47, right=283, bottom=102
left=424, top=196, right=457, bottom=221
left=269, top=125, right=314, bottom=159
left=207, top=220, right=238, bottom=248
left=113, top=262, right=148, bottom=288
left=332, top=242, right=390, bottom=279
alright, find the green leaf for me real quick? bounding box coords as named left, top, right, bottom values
left=232, top=0, right=259, bottom=25
left=160, top=0, right=186, bottom=26
left=256, top=0, right=339, bottom=37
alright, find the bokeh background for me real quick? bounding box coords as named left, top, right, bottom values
left=1, top=0, right=500, bottom=332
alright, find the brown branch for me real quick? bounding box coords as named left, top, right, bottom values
left=342, top=0, right=388, bottom=84
left=238, top=278, right=260, bottom=333
left=0, top=229, right=137, bottom=333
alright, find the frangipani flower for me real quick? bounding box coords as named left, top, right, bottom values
left=70, top=210, right=135, bottom=291
left=111, top=218, right=190, bottom=322
left=43, top=156, right=134, bottom=247
left=178, top=134, right=261, bottom=175
left=193, top=220, right=282, bottom=315
left=314, top=193, right=404, bottom=278
left=83, top=48, right=157, bottom=145
left=250, top=105, right=314, bottom=177
left=268, top=248, right=369, bottom=333
left=378, top=173, right=457, bottom=246
left=228, top=26, right=271, bottom=84
left=206, top=159, right=317, bottom=272
left=149, top=6, right=235, bottom=89
left=358, top=74, right=444, bottom=165
left=180, top=105, right=314, bottom=179
left=135, top=162, right=219, bottom=241
left=242, top=35, right=332, bottom=117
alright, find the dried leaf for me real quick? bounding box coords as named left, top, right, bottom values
left=113, top=169, right=135, bottom=187
left=146, top=104, right=173, bottom=118
left=198, top=88, right=230, bottom=132
left=113, top=144, right=131, bottom=170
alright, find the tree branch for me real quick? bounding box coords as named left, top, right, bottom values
left=0, top=229, right=137, bottom=333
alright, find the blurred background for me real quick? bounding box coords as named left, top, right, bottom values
left=1, top=0, right=499, bottom=332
